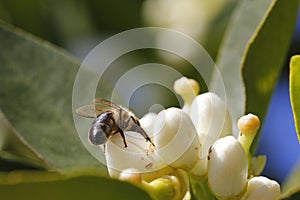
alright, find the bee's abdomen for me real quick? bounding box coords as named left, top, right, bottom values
left=89, top=118, right=112, bottom=145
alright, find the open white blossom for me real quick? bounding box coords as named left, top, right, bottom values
left=207, top=136, right=248, bottom=199
left=139, top=112, right=157, bottom=137
left=105, top=131, right=167, bottom=179
left=105, top=107, right=201, bottom=179
left=242, top=176, right=281, bottom=200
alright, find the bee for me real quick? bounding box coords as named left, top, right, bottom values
left=76, top=98, right=154, bottom=148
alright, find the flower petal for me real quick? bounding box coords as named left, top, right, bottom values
left=242, top=176, right=280, bottom=200
left=153, top=107, right=201, bottom=171
left=105, top=131, right=165, bottom=178
left=207, top=136, right=248, bottom=198
left=190, top=92, right=232, bottom=158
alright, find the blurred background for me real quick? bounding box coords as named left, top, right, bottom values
left=0, top=0, right=299, bottom=184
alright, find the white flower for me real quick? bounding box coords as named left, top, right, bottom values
left=105, top=107, right=201, bottom=179
left=190, top=92, right=232, bottom=157
left=207, top=136, right=248, bottom=198
left=153, top=107, right=201, bottom=171
left=190, top=92, right=232, bottom=177
left=173, top=77, right=233, bottom=177
left=139, top=112, right=157, bottom=137
left=242, top=176, right=281, bottom=200
left=105, top=130, right=167, bottom=179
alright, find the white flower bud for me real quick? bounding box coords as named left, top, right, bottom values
left=207, top=136, right=248, bottom=199
left=153, top=107, right=201, bottom=171
left=238, top=113, right=260, bottom=154
left=190, top=92, right=232, bottom=158
left=173, top=77, right=200, bottom=113
left=242, top=176, right=281, bottom=200
left=173, top=77, right=200, bottom=102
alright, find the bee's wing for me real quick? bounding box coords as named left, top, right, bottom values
left=93, top=98, right=121, bottom=114
left=75, top=105, right=98, bottom=118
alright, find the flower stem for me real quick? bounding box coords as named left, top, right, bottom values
left=190, top=175, right=217, bottom=200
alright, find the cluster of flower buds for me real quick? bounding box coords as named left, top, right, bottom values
left=103, top=77, right=281, bottom=200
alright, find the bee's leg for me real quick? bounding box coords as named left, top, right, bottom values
left=118, top=129, right=128, bottom=147
left=126, top=116, right=143, bottom=129
left=135, top=119, right=141, bottom=126
left=112, top=128, right=128, bottom=148
left=130, top=116, right=139, bottom=125
left=129, top=116, right=155, bottom=147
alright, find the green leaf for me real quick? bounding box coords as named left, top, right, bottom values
left=0, top=21, right=106, bottom=171
left=243, top=0, right=299, bottom=149
left=0, top=110, right=48, bottom=169
left=211, top=0, right=274, bottom=130
left=283, top=192, right=300, bottom=200
left=0, top=170, right=152, bottom=200
left=290, top=55, right=300, bottom=142
left=281, top=161, right=300, bottom=199
left=211, top=0, right=299, bottom=140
